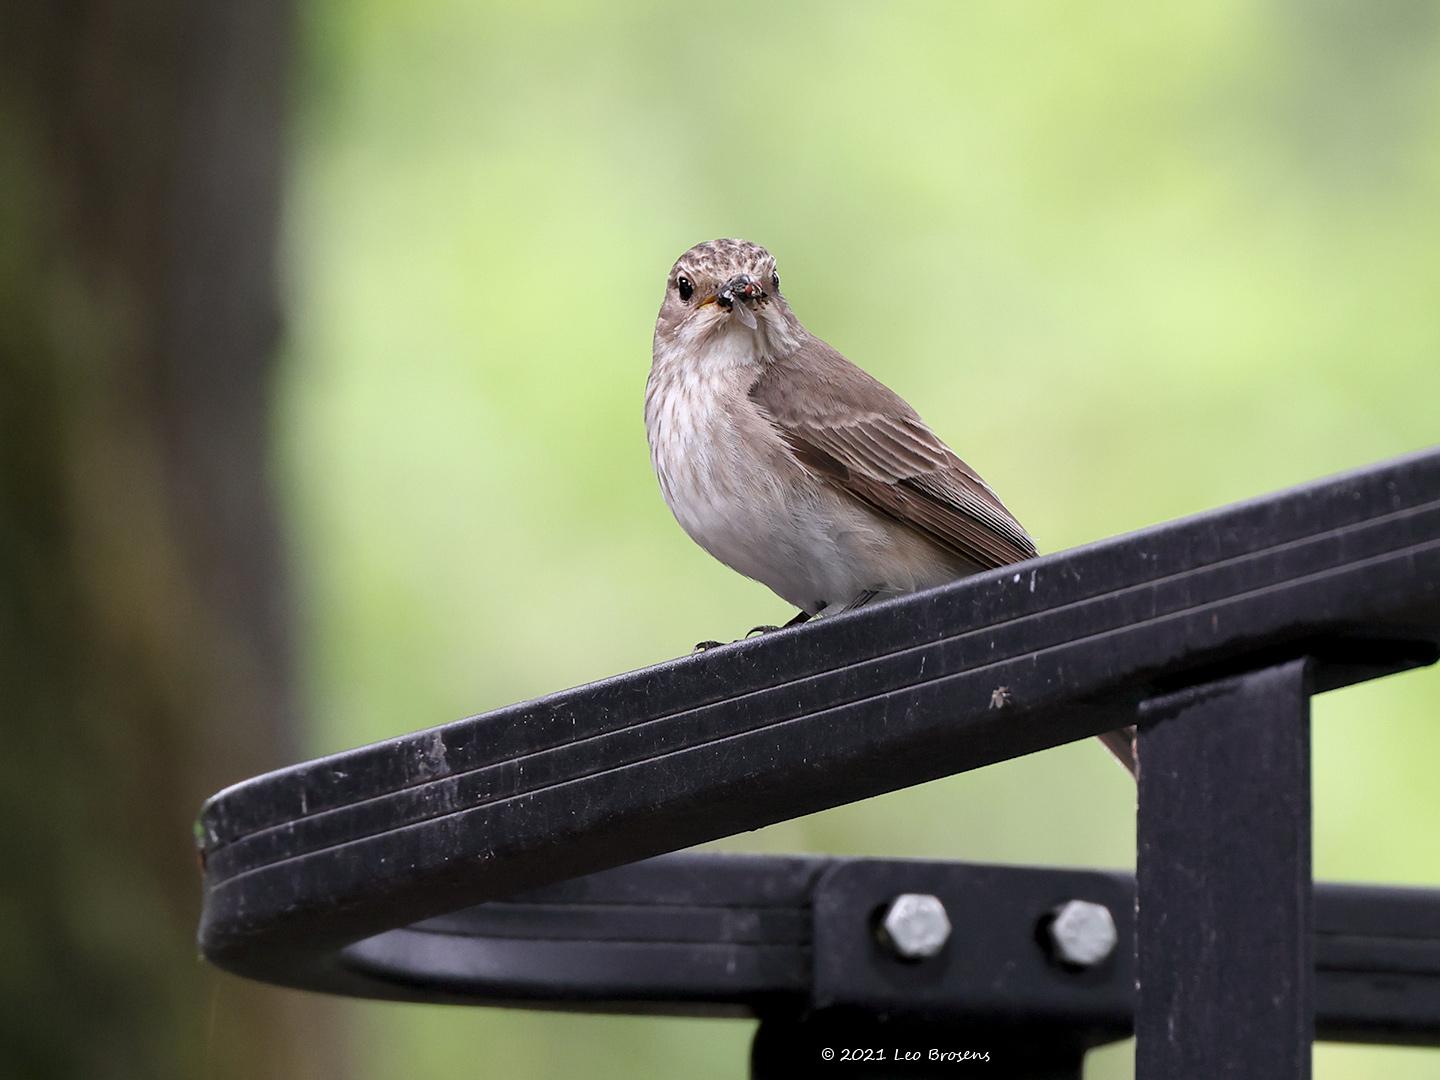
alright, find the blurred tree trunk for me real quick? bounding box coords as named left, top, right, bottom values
left=1, top=3, right=343, bottom=1077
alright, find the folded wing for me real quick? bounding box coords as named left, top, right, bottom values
left=749, top=338, right=1037, bottom=571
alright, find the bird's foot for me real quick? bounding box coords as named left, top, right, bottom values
left=748, top=606, right=816, bottom=637
left=698, top=608, right=815, bottom=652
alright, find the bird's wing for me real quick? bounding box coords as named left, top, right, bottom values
left=748, top=337, right=1037, bottom=571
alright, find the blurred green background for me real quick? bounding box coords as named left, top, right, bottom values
left=5, top=1, right=1439, bottom=1077
left=278, top=3, right=1439, bottom=1074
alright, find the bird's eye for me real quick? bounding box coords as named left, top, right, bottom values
left=771, top=271, right=781, bottom=292
left=676, top=275, right=694, bottom=302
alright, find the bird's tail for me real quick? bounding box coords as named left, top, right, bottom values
left=1098, top=725, right=1137, bottom=778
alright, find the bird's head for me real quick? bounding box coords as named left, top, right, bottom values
left=654, top=239, right=802, bottom=359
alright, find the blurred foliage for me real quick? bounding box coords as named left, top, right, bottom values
left=260, top=1, right=1440, bottom=1076
left=1, top=2, right=344, bottom=1077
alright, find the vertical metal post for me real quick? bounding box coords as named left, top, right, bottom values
left=1136, top=658, right=1314, bottom=1079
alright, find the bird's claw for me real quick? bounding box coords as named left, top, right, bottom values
left=697, top=612, right=807, bottom=651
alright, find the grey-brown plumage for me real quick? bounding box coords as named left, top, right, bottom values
left=747, top=338, right=1036, bottom=574
left=647, top=238, right=1135, bottom=773
left=646, top=238, right=1035, bottom=618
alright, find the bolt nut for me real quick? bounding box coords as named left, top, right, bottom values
left=878, top=893, right=951, bottom=960
left=1046, top=900, right=1117, bottom=968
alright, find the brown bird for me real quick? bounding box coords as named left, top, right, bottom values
left=645, top=239, right=1136, bottom=773
left=646, top=237, right=1036, bottom=618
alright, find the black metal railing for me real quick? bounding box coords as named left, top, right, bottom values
left=197, top=447, right=1440, bottom=1079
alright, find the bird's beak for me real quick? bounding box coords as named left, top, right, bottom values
left=716, top=274, right=763, bottom=330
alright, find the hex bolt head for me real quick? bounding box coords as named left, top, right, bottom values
left=878, top=893, right=951, bottom=960
left=1046, top=899, right=1118, bottom=968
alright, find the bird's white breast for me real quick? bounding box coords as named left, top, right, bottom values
left=645, top=327, right=897, bottom=613
left=646, top=349, right=787, bottom=583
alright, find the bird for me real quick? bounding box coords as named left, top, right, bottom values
left=645, top=238, right=1137, bottom=775
left=646, top=236, right=1037, bottom=621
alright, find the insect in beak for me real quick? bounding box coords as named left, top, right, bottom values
left=716, top=274, right=762, bottom=329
